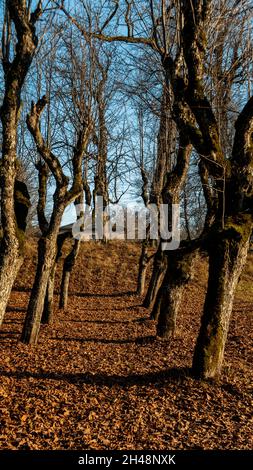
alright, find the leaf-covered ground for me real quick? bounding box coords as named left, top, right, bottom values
left=0, top=241, right=252, bottom=450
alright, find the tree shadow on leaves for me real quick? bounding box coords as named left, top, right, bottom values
left=72, top=290, right=136, bottom=298
left=50, top=336, right=151, bottom=345
left=6, top=306, right=27, bottom=313
left=60, top=317, right=149, bottom=325
left=0, top=367, right=191, bottom=387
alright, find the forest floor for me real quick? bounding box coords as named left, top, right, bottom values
left=0, top=241, right=252, bottom=450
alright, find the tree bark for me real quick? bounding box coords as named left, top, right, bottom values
left=142, top=82, right=175, bottom=307
left=0, top=179, right=30, bottom=326
left=0, top=1, right=41, bottom=327
left=93, top=67, right=109, bottom=241
left=41, top=263, right=56, bottom=325
left=41, top=232, right=71, bottom=324
left=21, top=207, right=64, bottom=345
left=155, top=250, right=195, bottom=338
left=143, top=242, right=167, bottom=309
left=59, top=270, right=71, bottom=310
left=59, top=239, right=80, bottom=310
left=192, top=220, right=252, bottom=379
left=21, top=88, right=91, bottom=344
left=150, top=280, right=163, bottom=321
left=136, top=242, right=149, bottom=295
left=0, top=250, right=23, bottom=326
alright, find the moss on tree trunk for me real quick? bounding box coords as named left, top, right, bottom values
left=192, top=218, right=252, bottom=379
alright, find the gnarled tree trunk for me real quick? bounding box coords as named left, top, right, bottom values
left=0, top=0, right=41, bottom=327
left=143, top=243, right=167, bottom=308
left=21, top=218, right=63, bottom=344
left=155, top=250, right=196, bottom=339
left=192, top=221, right=252, bottom=378
left=21, top=86, right=91, bottom=344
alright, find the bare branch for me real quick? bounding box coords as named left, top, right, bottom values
left=26, top=96, right=69, bottom=188
left=99, top=0, right=119, bottom=33
left=55, top=1, right=160, bottom=51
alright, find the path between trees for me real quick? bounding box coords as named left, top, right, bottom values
left=0, top=275, right=252, bottom=450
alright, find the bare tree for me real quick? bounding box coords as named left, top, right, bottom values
left=0, top=0, right=42, bottom=327
left=21, top=92, right=93, bottom=344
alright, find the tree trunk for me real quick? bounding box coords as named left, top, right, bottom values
left=59, top=270, right=71, bottom=310
left=156, top=281, right=184, bottom=339
left=143, top=243, right=167, bottom=308
left=192, top=221, right=252, bottom=379
left=21, top=233, right=59, bottom=344
left=150, top=281, right=163, bottom=320
left=136, top=242, right=149, bottom=295
left=155, top=250, right=195, bottom=338
left=59, top=239, right=80, bottom=310
left=0, top=180, right=30, bottom=327
left=0, top=248, right=23, bottom=326
left=0, top=165, right=20, bottom=326
left=41, top=232, right=71, bottom=324
left=0, top=0, right=40, bottom=329
left=41, top=263, right=57, bottom=325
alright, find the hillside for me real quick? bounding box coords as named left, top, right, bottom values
left=0, top=241, right=252, bottom=450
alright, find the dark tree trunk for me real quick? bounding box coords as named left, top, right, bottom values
left=150, top=280, right=163, bottom=321
left=93, top=69, right=109, bottom=242
left=59, top=239, right=80, bottom=310
left=41, top=263, right=56, bottom=325
left=155, top=250, right=195, bottom=338
left=192, top=221, right=252, bottom=379
left=143, top=243, right=167, bottom=309
left=41, top=232, right=71, bottom=324
left=59, top=270, right=71, bottom=310
left=21, top=206, right=64, bottom=345
left=142, top=83, right=176, bottom=308
left=150, top=82, right=176, bottom=205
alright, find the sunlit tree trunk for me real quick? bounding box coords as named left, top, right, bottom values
left=21, top=207, right=64, bottom=344
left=192, top=222, right=252, bottom=378
left=0, top=0, right=41, bottom=327
left=41, top=232, right=71, bottom=324
left=137, top=242, right=149, bottom=295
